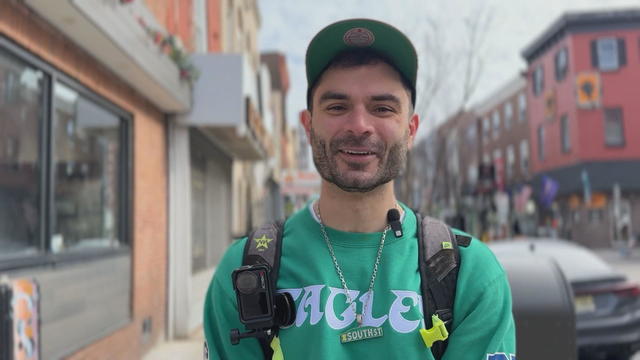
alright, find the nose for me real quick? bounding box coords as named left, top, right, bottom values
left=344, top=104, right=373, bottom=136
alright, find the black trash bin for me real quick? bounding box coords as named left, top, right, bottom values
left=498, top=256, right=577, bottom=360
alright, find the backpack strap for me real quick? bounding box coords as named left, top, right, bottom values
left=415, top=212, right=470, bottom=360
left=243, top=221, right=285, bottom=286
left=243, top=220, right=285, bottom=359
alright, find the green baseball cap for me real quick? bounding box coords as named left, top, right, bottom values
left=305, top=18, right=418, bottom=106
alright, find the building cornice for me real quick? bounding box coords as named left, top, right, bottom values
left=522, top=8, right=640, bottom=63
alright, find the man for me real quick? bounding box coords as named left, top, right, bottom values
left=204, top=18, right=516, bottom=359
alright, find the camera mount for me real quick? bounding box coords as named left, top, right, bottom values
left=230, top=264, right=296, bottom=345
left=229, top=327, right=272, bottom=345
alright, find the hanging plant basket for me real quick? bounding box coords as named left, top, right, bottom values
left=135, top=17, right=200, bottom=86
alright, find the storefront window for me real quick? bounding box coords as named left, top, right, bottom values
left=0, top=50, right=44, bottom=259
left=51, top=82, right=123, bottom=252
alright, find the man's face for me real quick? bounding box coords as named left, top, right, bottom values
left=301, top=62, right=419, bottom=193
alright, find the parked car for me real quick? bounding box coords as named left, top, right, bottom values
left=490, top=238, right=640, bottom=360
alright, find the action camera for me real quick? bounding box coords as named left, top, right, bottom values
left=230, top=264, right=295, bottom=345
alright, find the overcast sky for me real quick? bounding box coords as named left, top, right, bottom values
left=258, top=0, right=640, bottom=138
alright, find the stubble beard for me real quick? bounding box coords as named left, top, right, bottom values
left=310, top=128, right=408, bottom=193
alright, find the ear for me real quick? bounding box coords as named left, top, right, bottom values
left=407, top=113, right=420, bottom=148
left=300, top=109, right=312, bottom=141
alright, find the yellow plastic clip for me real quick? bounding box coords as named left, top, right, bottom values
left=419, top=314, right=449, bottom=348
left=270, top=336, right=284, bottom=360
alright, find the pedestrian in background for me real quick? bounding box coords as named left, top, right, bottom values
left=620, top=225, right=636, bottom=258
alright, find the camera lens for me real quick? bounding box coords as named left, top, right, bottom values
left=236, top=271, right=259, bottom=295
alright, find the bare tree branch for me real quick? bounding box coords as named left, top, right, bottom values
left=399, top=4, right=493, bottom=212
left=459, top=6, right=493, bottom=110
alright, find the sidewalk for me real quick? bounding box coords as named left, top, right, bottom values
left=593, top=246, right=640, bottom=263
left=143, top=327, right=204, bottom=360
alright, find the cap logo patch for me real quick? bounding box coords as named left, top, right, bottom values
left=343, top=27, right=375, bottom=47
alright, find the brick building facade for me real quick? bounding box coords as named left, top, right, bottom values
left=0, top=1, right=174, bottom=358
left=523, top=9, right=640, bottom=247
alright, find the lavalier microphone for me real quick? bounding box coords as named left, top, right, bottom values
left=387, top=208, right=403, bottom=238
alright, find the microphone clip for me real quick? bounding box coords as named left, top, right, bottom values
left=387, top=208, right=403, bottom=238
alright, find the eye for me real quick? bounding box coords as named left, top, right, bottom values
left=372, top=105, right=395, bottom=114
left=326, top=104, right=348, bottom=113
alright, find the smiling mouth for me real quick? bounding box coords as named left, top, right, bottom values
left=340, top=150, right=376, bottom=156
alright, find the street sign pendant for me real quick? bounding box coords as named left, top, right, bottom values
left=340, top=326, right=384, bottom=344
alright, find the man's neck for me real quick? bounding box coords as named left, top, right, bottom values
left=315, top=181, right=399, bottom=233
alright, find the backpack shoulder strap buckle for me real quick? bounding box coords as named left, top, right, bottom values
left=434, top=308, right=452, bottom=324
left=419, top=314, right=450, bottom=348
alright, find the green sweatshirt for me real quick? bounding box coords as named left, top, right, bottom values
left=204, top=203, right=516, bottom=359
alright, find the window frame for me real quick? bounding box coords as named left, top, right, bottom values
left=0, top=36, right=133, bottom=271
left=504, top=102, right=513, bottom=130
left=533, top=65, right=544, bottom=96
left=537, top=124, right=545, bottom=161
left=483, top=116, right=490, bottom=142
left=554, top=47, right=569, bottom=82
left=592, top=37, right=626, bottom=72
left=603, top=107, right=625, bottom=148
left=560, top=114, right=571, bottom=153
left=492, top=110, right=500, bottom=139
left=597, top=38, right=618, bottom=70
left=518, top=92, right=527, bottom=122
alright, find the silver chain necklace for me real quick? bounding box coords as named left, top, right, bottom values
left=315, top=203, right=389, bottom=327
